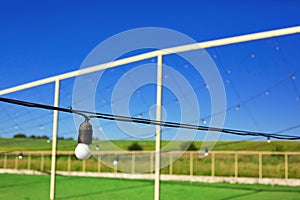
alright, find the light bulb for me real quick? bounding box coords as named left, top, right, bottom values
left=113, top=155, right=119, bottom=166
left=204, top=147, right=209, bottom=157
left=18, top=153, right=23, bottom=160
left=113, top=160, right=118, bottom=166
left=291, top=74, right=296, bottom=80
left=75, top=120, right=93, bottom=160
left=267, top=137, right=271, bottom=144
left=75, top=143, right=91, bottom=160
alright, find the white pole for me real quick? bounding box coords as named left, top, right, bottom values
left=1, top=26, right=299, bottom=97
left=154, top=54, right=163, bottom=200
left=50, top=79, right=60, bottom=200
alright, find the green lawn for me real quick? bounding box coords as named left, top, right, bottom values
left=0, top=174, right=299, bottom=200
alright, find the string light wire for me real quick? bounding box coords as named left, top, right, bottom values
left=0, top=97, right=299, bottom=140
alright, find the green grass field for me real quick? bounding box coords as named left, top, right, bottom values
left=1, top=138, right=300, bottom=152
left=0, top=174, right=299, bottom=200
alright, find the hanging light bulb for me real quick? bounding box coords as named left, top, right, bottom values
left=75, top=119, right=93, bottom=160
left=204, top=147, right=209, bottom=157
left=267, top=136, right=271, bottom=144
left=291, top=74, right=296, bottom=80
left=18, top=152, right=23, bottom=160
left=113, top=155, right=119, bottom=166
left=95, top=144, right=100, bottom=151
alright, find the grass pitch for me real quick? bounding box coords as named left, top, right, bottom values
left=0, top=174, right=299, bottom=200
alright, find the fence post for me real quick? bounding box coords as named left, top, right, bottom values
left=4, top=154, right=7, bottom=169
left=150, top=152, right=154, bottom=174
left=190, top=152, right=193, bottom=176
left=40, top=154, right=44, bottom=171
left=97, top=154, right=101, bottom=172
left=131, top=153, right=135, bottom=174
left=259, top=153, right=262, bottom=179
left=234, top=153, right=238, bottom=179
left=211, top=152, right=215, bottom=177
left=27, top=154, right=31, bottom=170
left=67, top=155, right=71, bottom=172
left=169, top=153, right=173, bottom=175
left=285, top=153, right=288, bottom=180
left=82, top=160, right=86, bottom=172
left=15, top=155, right=18, bottom=169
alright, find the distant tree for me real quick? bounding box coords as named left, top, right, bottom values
left=29, top=135, right=36, bottom=139
left=39, top=135, right=49, bottom=139
left=13, top=133, right=26, bottom=138
left=128, top=142, right=143, bottom=151
left=181, top=142, right=198, bottom=151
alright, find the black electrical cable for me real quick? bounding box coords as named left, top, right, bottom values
left=0, top=97, right=299, bottom=140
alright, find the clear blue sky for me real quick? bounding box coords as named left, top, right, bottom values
left=0, top=0, right=299, bottom=141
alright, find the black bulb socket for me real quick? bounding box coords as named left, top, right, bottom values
left=78, top=121, right=93, bottom=145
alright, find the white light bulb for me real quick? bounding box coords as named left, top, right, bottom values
left=75, top=143, right=91, bottom=160
left=113, top=160, right=118, bottom=166
left=204, top=147, right=209, bottom=157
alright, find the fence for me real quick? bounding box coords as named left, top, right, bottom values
left=0, top=151, right=299, bottom=179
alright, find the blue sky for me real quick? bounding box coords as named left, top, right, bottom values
left=0, top=0, right=300, bottom=141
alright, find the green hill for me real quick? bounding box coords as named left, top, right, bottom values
left=0, top=138, right=299, bottom=152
